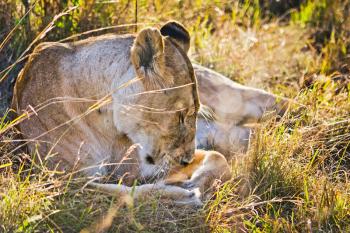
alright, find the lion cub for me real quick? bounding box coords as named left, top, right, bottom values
left=90, top=150, right=231, bottom=206
left=165, top=150, right=231, bottom=200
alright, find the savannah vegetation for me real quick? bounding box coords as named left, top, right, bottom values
left=0, top=0, right=349, bottom=232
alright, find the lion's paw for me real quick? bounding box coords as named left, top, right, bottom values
left=181, top=180, right=196, bottom=189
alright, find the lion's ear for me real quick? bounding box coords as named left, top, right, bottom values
left=160, top=21, right=190, bottom=53
left=131, top=27, right=173, bottom=88
left=131, top=27, right=164, bottom=72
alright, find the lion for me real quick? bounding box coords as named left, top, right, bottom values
left=13, top=21, right=200, bottom=202
left=90, top=149, right=231, bottom=204
left=165, top=149, right=231, bottom=200
left=194, top=64, right=289, bottom=157
left=13, top=19, right=288, bottom=205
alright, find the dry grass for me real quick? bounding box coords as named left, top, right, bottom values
left=193, top=22, right=318, bottom=93
left=1, top=0, right=350, bottom=232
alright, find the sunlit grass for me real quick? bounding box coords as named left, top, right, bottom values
left=0, top=0, right=350, bottom=232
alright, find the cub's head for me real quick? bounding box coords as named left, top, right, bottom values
left=123, top=21, right=199, bottom=180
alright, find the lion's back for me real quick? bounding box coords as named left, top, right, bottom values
left=12, top=34, right=135, bottom=164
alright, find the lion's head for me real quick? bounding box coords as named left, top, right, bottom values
left=114, top=22, right=200, bottom=180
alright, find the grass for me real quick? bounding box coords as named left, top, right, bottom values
left=1, top=0, right=350, bottom=232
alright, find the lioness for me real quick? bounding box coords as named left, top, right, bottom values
left=13, top=21, right=199, bottom=188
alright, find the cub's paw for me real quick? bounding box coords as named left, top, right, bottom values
left=174, top=188, right=202, bottom=208
left=181, top=180, right=196, bottom=189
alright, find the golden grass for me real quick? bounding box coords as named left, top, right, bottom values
left=0, top=1, right=350, bottom=232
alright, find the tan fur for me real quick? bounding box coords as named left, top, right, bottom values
left=90, top=149, right=231, bottom=205
left=13, top=23, right=199, bottom=185
left=89, top=181, right=202, bottom=207
left=165, top=149, right=231, bottom=200
left=194, top=64, right=290, bottom=157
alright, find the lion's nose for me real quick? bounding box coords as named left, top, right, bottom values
left=180, top=158, right=190, bottom=166
left=180, top=151, right=193, bottom=166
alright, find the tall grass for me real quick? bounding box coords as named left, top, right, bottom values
left=292, top=0, right=350, bottom=73
left=0, top=0, right=349, bottom=232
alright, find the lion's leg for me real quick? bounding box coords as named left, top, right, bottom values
left=196, top=117, right=251, bottom=155
left=237, top=87, right=289, bottom=123
left=89, top=182, right=202, bottom=207
left=194, top=64, right=289, bottom=124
